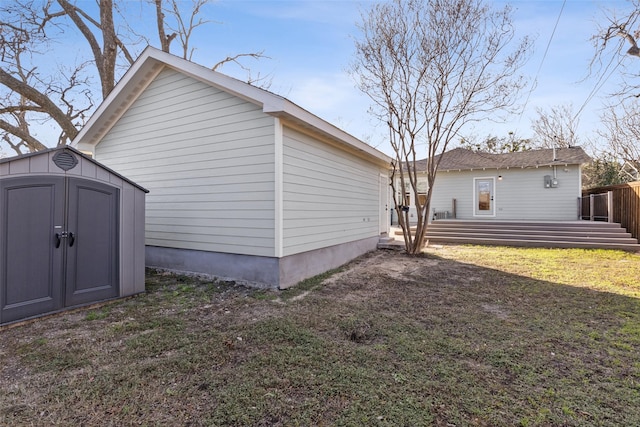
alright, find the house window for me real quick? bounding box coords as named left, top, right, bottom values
left=402, top=192, right=427, bottom=206
left=397, top=179, right=428, bottom=207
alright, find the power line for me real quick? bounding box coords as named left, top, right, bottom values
left=572, top=43, right=624, bottom=122
left=518, top=0, right=566, bottom=123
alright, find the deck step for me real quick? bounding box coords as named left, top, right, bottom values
left=397, top=227, right=632, bottom=239
left=383, top=220, right=640, bottom=251
left=423, top=232, right=638, bottom=245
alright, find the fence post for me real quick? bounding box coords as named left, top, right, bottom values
left=577, top=197, right=581, bottom=220
left=590, top=194, right=594, bottom=221
left=607, top=191, right=613, bottom=223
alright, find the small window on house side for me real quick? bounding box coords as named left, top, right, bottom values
left=404, top=192, right=427, bottom=206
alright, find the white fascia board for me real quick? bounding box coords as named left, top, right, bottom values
left=264, top=99, right=392, bottom=165
left=72, top=46, right=392, bottom=166
left=71, top=47, right=166, bottom=151
left=159, top=50, right=285, bottom=109
left=71, top=46, right=276, bottom=150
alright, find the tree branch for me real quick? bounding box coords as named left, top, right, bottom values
left=0, top=68, right=78, bottom=141
left=0, top=118, right=48, bottom=152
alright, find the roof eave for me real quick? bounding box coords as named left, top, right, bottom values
left=265, top=101, right=391, bottom=165
left=72, top=47, right=166, bottom=151
left=72, top=47, right=392, bottom=165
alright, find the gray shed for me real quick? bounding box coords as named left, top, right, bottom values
left=0, top=146, right=148, bottom=325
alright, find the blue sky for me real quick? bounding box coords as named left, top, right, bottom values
left=175, top=0, right=631, bottom=156
left=6, top=0, right=629, bottom=158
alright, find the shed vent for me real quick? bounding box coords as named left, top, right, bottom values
left=53, top=151, right=78, bottom=171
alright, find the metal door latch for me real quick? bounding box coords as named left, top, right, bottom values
left=54, top=231, right=75, bottom=248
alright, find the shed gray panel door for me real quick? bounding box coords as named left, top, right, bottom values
left=65, top=178, right=119, bottom=307
left=0, top=177, right=65, bottom=323
left=1, top=176, right=120, bottom=324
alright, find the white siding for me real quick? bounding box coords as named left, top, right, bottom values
left=431, top=165, right=582, bottom=220
left=95, top=67, right=276, bottom=257
left=282, top=126, right=382, bottom=256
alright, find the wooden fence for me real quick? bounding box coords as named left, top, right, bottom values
left=582, top=181, right=640, bottom=240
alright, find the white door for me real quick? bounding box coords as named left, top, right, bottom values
left=474, top=177, right=495, bottom=217
left=379, top=174, right=390, bottom=234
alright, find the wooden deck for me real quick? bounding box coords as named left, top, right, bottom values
left=380, top=220, right=640, bottom=252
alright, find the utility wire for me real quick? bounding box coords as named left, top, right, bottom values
left=518, top=0, right=566, bottom=124
left=572, top=42, right=625, bottom=122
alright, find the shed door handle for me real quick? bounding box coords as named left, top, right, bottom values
left=68, top=232, right=75, bottom=247
left=55, top=233, right=61, bottom=248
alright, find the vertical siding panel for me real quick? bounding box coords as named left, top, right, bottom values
left=96, top=167, right=111, bottom=183
left=8, top=158, right=29, bottom=174
left=120, top=182, right=135, bottom=296
left=134, top=186, right=147, bottom=293
left=79, top=158, right=98, bottom=179
left=94, top=67, right=276, bottom=257
left=29, top=154, right=49, bottom=173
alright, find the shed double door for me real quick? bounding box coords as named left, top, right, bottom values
left=0, top=176, right=119, bottom=324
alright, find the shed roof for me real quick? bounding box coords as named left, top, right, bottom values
left=72, top=46, right=391, bottom=166
left=0, top=146, right=149, bottom=192
left=414, top=147, right=592, bottom=171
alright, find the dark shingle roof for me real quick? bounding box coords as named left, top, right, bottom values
left=414, top=147, right=592, bottom=171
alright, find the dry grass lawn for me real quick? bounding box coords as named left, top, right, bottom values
left=1, top=245, right=639, bottom=426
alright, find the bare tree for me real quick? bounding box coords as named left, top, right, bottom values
left=0, top=16, right=90, bottom=153
left=531, top=104, right=580, bottom=148
left=0, top=0, right=144, bottom=152
left=151, top=0, right=212, bottom=60
left=0, top=0, right=265, bottom=154
left=582, top=152, right=628, bottom=189
left=587, top=1, right=640, bottom=182
left=597, top=101, right=640, bottom=175
left=590, top=0, right=640, bottom=98
left=352, top=0, right=531, bottom=254
left=461, top=132, right=532, bottom=154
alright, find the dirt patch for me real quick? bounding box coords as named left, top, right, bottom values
left=1, top=247, right=640, bottom=426
left=480, top=303, right=510, bottom=320
left=322, top=250, right=443, bottom=284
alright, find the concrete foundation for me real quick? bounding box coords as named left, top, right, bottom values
left=145, top=235, right=380, bottom=289
left=278, top=236, right=380, bottom=288
left=146, top=246, right=280, bottom=288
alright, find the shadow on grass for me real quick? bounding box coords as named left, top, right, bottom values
left=0, top=248, right=639, bottom=427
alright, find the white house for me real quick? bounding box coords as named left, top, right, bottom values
left=73, top=47, right=391, bottom=289
left=396, top=147, right=592, bottom=223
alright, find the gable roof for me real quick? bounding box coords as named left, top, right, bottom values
left=414, top=147, right=592, bottom=172
left=72, top=46, right=391, bottom=165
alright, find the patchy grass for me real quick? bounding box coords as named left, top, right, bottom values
left=1, top=246, right=639, bottom=426
left=434, top=245, right=640, bottom=297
